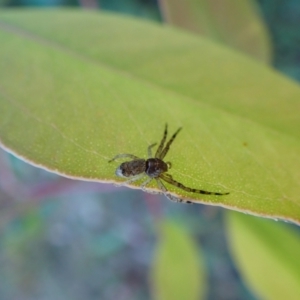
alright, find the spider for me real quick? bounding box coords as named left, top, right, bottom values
left=109, top=124, right=229, bottom=203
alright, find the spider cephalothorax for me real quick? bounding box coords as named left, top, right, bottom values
left=109, top=124, right=229, bottom=203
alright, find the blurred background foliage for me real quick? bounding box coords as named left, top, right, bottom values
left=0, top=0, right=300, bottom=299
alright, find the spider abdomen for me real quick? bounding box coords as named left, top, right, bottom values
left=145, top=158, right=168, bottom=178
left=116, top=159, right=146, bottom=177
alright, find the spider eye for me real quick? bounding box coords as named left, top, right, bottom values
left=115, top=166, right=126, bottom=177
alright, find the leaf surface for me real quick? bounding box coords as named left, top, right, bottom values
left=0, top=10, right=300, bottom=223
left=160, top=0, right=272, bottom=63
left=151, top=220, right=205, bottom=300
left=227, top=212, right=300, bottom=299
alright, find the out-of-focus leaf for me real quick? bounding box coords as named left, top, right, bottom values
left=227, top=212, right=300, bottom=300
left=160, top=0, right=272, bottom=63
left=0, top=10, right=300, bottom=223
left=151, top=220, right=206, bottom=300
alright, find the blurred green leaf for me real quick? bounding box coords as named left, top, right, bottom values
left=151, top=220, right=206, bottom=300
left=227, top=212, right=300, bottom=300
left=160, top=0, right=272, bottom=63
left=0, top=10, right=300, bottom=223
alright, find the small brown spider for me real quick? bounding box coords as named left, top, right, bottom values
left=109, top=124, right=229, bottom=203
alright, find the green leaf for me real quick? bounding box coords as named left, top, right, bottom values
left=150, top=220, right=206, bottom=300
left=160, top=0, right=272, bottom=63
left=227, top=212, right=300, bottom=299
left=0, top=10, right=300, bottom=223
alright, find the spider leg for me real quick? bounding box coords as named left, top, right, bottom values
left=161, top=173, right=229, bottom=195
left=141, top=177, right=153, bottom=191
left=117, top=174, right=159, bottom=194
left=159, top=127, right=182, bottom=159
left=148, top=143, right=157, bottom=158
left=155, top=124, right=168, bottom=158
left=108, top=153, right=139, bottom=163
left=140, top=177, right=160, bottom=194
left=155, top=178, right=185, bottom=203
left=120, top=173, right=145, bottom=185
